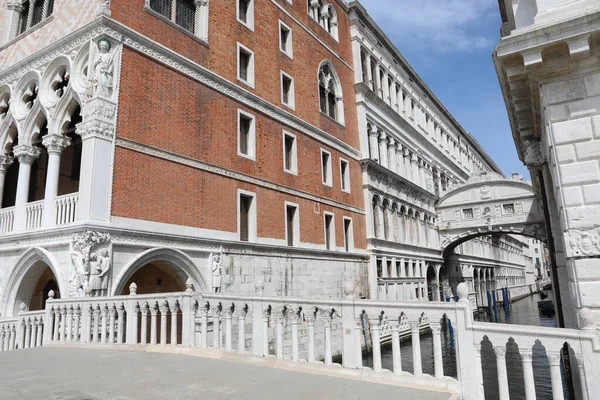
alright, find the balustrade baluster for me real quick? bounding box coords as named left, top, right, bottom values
left=66, top=307, right=73, bottom=342
left=130, top=304, right=138, bottom=345
left=159, top=301, right=168, bottom=345
left=200, top=308, right=208, bottom=348
left=9, top=325, right=15, bottom=350
left=212, top=308, right=221, bottom=350
left=93, top=305, right=101, bottom=343
left=101, top=305, right=108, bottom=344
left=430, top=322, right=443, bottom=379
left=369, top=318, right=382, bottom=371
left=53, top=307, right=60, bottom=342
left=117, top=303, right=124, bottom=344
left=31, top=318, right=38, bottom=347
left=391, top=324, right=401, bottom=374
left=355, top=320, right=363, bottom=368
left=494, top=346, right=510, bottom=400
left=291, top=314, right=299, bottom=362
left=275, top=313, right=284, bottom=359
left=170, top=302, right=178, bottom=345
left=324, top=316, right=333, bottom=366
left=238, top=311, right=246, bottom=354
left=521, top=350, right=536, bottom=400
left=73, top=307, right=81, bottom=342
left=224, top=309, right=233, bottom=351
left=109, top=304, right=116, bottom=344
left=410, top=322, right=422, bottom=376
left=307, top=316, right=316, bottom=363
left=150, top=303, right=158, bottom=345
left=24, top=318, right=31, bottom=349
left=85, top=305, right=93, bottom=343
left=140, top=305, right=148, bottom=345
left=547, top=352, right=565, bottom=400
left=576, top=355, right=588, bottom=400
left=36, top=318, right=43, bottom=347
left=0, top=327, right=5, bottom=351
left=474, top=344, right=485, bottom=400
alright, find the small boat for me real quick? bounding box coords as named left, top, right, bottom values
left=538, top=300, right=555, bottom=316
left=542, top=283, right=552, bottom=291
left=540, top=291, right=548, bottom=299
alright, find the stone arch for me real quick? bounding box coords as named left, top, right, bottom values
left=382, top=198, right=389, bottom=240
left=391, top=202, right=398, bottom=242
left=112, top=248, right=207, bottom=296
left=49, top=90, right=82, bottom=137
left=19, top=101, right=48, bottom=146
left=372, top=194, right=381, bottom=239
left=2, top=247, right=65, bottom=317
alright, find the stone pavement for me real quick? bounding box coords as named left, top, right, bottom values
left=0, top=347, right=452, bottom=400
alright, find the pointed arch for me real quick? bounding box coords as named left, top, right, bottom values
left=20, top=102, right=48, bottom=145
left=48, top=88, right=82, bottom=137
left=112, top=248, right=207, bottom=296
left=2, top=247, right=65, bottom=317
left=318, top=60, right=345, bottom=124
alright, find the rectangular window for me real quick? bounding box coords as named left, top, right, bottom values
left=150, top=0, right=172, bottom=18
left=286, top=203, right=299, bottom=247
left=238, top=110, right=255, bottom=159
left=463, top=208, right=474, bottom=219
left=321, top=149, right=332, bottom=186
left=239, top=194, right=254, bottom=242
left=237, top=43, right=255, bottom=87
left=343, top=217, right=353, bottom=252
left=324, top=213, right=334, bottom=250
left=279, top=21, right=293, bottom=58
left=237, top=0, right=254, bottom=29
left=283, top=131, right=297, bottom=174
left=281, top=71, right=295, bottom=109
left=503, top=204, right=515, bottom=214
left=340, top=158, right=350, bottom=193
left=176, top=0, right=196, bottom=33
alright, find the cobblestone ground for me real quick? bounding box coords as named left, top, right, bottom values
left=0, top=347, right=451, bottom=400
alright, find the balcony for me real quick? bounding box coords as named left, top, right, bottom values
left=0, top=192, right=79, bottom=235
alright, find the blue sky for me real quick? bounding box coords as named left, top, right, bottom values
left=358, top=0, right=529, bottom=179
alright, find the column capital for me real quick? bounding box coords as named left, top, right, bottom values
left=409, top=321, right=420, bottom=332
left=429, top=322, right=441, bottom=335
left=520, top=350, right=533, bottom=362
left=547, top=351, right=561, bottom=366
left=6, top=1, right=23, bottom=11
left=13, top=145, right=40, bottom=165
left=42, top=134, right=71, bottom=155
left=494, top=346, right=506, bottom=359
left=194, top=0, right=208, bottom=6
left=0, top=155, right=14, bottom=173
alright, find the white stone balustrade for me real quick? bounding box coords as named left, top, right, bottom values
left=24, top=200, right=44, bottom=230
left=55, top=193, right=79, bottom=225
left=0, top=207, right=14, bottom=234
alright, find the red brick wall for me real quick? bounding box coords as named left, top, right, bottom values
left=110, top=0, right=358, bottom=147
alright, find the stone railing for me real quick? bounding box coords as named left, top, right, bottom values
left=0, top=207, right=14, bottom=234
left=1, top=283, right=598, bottom=399
left=55, top=193, right=79, bottom=226
left=24, top=200, right=44, bottom=230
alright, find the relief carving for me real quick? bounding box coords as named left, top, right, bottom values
left=568, top=229, right=600, bottom=257
left=92, top=38, right=116, bottom=99
left=69, top=232, right=112, bottom=298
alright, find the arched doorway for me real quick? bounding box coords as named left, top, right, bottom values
left=13, top=261, right=60, bottom=313
left=119, top=260, right=187, bottom=295
left=439, top=265, right=449, bottom=302
left=426, top=264, right=437, bottom=301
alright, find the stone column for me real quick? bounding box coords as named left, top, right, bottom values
left=547, top=352, right=565, bottom=400
left=521, top=350, right=536, bottom=400
left=494, top=346, right=510, bottom=400
left=368, top=128, right=380, bottom=162
left=364, top=53, right=373, bottom=90
left=576, top=355, right=589, bottom=400
left=399, top=258, right=406, bottom=278
left=76, top=97, right=117, bottom=222
left=0, top=155, right=14, bottom=208
left=430, top=322, right=443, bottom=378
left=13, top=145, right=40, bottom=231
left=41, top=134, right=71, bottom=227
left=410, top=153, right=419, bottom=185
left=387, top=137, right=396, bottom=172
left=382, top=72, right=390, bottom=105
left=378, top=132, right=388, bottom=168
left=369, top=317, right=381, bottom=371
left=395, top=144, right=403, bottom=175
left=410, top=321, right=422, bottom=375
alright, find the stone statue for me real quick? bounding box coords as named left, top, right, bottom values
left=99, top=249, right=111, bottom=296
left=212, top=252, right=223, bottom=293
left=93, top=38, right=115, bottom=99
left=69, top=231, right=111, bottom=298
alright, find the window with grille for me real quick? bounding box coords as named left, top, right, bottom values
left=176, top=0, right=195, bottom=33
left=150, top=0, right=172, bottom=18
left=13, top=0, right=55, bottom=37
left=318, top=64, right=342, bottom=122
left=237, top=0, right=254, bottom=29
left=147, top=0, right=206, bottom=36
left=238, top=110, right=255, bottom=159
left=283, top=132, right=297, bottom=174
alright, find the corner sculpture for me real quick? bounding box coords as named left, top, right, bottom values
left=69, top=231, right=112, bottom=297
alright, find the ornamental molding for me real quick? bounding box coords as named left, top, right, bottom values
left=42, top=134, right=71, bottom=154
left=13, top=144, right=40, bottom=164
left=117, top=138, right=366, bottom=215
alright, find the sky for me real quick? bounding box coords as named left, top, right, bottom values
left=358, top=0, right=530, bottom=179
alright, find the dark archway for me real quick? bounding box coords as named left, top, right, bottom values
left=16, top=263, right=59, bottom=312
left=426, top=264, right=437, bottom=301
left=57, top=105, right=82, bottom=196
left=1, top=124, right=19, bottom=209
left=120, top=260, right=187, bottom=295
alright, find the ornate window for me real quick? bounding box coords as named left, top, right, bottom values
left=318, top=63, right=344, bottom=123
left=146, top=0, right=209, bottom=40
left=307, top=0, right=338, bottom=40
left=6, top=0, right=54, bottom=39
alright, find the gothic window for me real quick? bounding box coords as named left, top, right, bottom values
left=307, top=0, right=338, bottom=40
left=318, top=63, right=343, bottom=122
left=372, top=197, right=380, bottom=238
left=382, top=199, right=389, bottom=240
left=148, top=0, right=208, bottom=38
left=17, top=1, right=30, bottom=35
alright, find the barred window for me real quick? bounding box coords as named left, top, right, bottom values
left=13, top=0, right=55, bottom=38
left=31, top=0, right=44, bottom=27
left=318, top=64, right=343, bottom=122
left=147, top=0, right=208, bottom=38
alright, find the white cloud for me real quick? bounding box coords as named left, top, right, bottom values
left=358, top=0, right=497, bottom=53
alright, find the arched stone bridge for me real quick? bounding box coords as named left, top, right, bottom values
left=436, top=172, right=546, bottom=255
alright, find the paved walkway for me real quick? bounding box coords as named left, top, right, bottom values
left=0, top=347, right=451, bottom=400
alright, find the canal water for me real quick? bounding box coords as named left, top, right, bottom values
left=364, top=291, right=572, bottom=399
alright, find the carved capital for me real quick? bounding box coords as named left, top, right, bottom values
left=0, top=155, right=14, bottom=173
left=521, top=350, right=533, bottom=362
left=76, top=120, right=115, bottom=141
left=409, top=321, right=420, bottom=332
left=429, top=322, right=441, bottom=335
left=494, top=346, right=506, bottom=359
left=13, top=145, right=40, bottom=165
left=194, top=0, right=208, bottom=6
left=42, top=134, right=71, bottom=155
left=547, top=352, right=561, bottom=366
left=474, top=344, right=481, bottom=357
